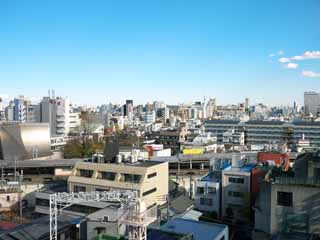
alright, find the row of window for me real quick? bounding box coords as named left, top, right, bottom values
left=197, top=186, right=216, bottom=194
left=78, top=170, right=157, bottom=183
left=228, top=177, right=244, bottom=184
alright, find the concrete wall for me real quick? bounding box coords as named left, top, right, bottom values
left=255, top=182, right=320, bottom=235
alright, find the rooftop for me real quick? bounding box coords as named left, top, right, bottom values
left=205, top=119, right=240, bottom=124
left=0, top=213, right=82, bottom=240
left=127, top=160, right=164, bottom=167
left=228, top=163, right=256, bottom=173
left=200, top=171, right=222, bottom=182
left=0, top=158, right=85, bottom=168
left=161, top=218, right=227, bottom=240
left=147, top=228, right=192, bottom=240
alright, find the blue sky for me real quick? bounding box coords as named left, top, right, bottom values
left=0, top=0, right=319, bottom=106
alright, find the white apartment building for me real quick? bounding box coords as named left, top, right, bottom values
left=194, top=171, right=222, bottom=216
left=221, top=156, right=255, bottom=222
left=40, top=96, right=79, bottom=136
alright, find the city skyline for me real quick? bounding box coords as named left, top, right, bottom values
left=0, top=0, right=319, bottom=105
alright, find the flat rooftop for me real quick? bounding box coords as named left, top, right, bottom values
left=128, top=160, right=164, bottom=167
left=227, top=163, right=256, bottom=173
left=161, top=218, right=227, bottom=240
left=0, top=158, right=85, bottom=168
left=201, top=171, right=222, bottom=182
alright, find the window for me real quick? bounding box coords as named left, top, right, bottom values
left=277, top=191, right=293, bottom=207
left=147, top=172, right=157, bottom=179
left=74, top=185, right=86, bottom=193
left=197, top=187, right=205, bottom=194
left=100, top=171, right=116, bottom=181
left=142, top=188, right=157, bottom=197
left=122, top=174, right=142, bottom=183
left=228, top=191, right=244, bottom=198
left=200, top=198, right=213, bottom=206
left=208, top=187, right=216, bottom=194
left=96, top=227, right=106, bottom=235
left=229, top=177, right=244, bottom=184
left=36, top=198, right=49, bottom=207
left=79, top=169, right=93, bottom=178
left=96, top=188, right=109, bottom=192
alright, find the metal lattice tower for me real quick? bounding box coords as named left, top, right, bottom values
left=49, top=190, right=156, bottom=240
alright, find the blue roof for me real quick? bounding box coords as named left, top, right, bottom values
left=228, top=163, right=256, bottom=172
left=161, top=218, right=227, bottom=240
left=201, top=171, right=221, bottom=182
left=238, top=163, right=256, bottom=172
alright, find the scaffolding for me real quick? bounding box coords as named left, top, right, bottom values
left=49, top=190, right=157, bottom=240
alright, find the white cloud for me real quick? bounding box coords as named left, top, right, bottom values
left=269, top=53, right=275, bottom=57
left=278, top=57, right=291, bottom=63
left=292, top=51, right=320, bottom=60
left=278, top=50, right=284, bottom=55
left=302, top=70, right=320, bottom=78
left=285, top=63, right=298, bottom=69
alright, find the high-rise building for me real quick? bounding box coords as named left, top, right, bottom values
left=13, top=96, right=27, bottom=122
left=5, top=101, right=14, bottom=121
left=206, top=98, right=216, bottom=119
left=245, top=97, right=249, bottom=110
left=144, top=111, right=156, bottom=124
left=123, top=99, right=133, bottom=116
left=40, top=96, right=73, bottom=136
left=304, top=91, right=320, bottom=116
left=125, top=99, right=133, bottom=123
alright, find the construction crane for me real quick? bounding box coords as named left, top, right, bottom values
left=49, top=190, right=157, bottom=240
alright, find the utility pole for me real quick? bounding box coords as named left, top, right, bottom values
left=14, top=156, right=17, bottom=182
left=19, top=170, right=23, bottom=224
left=166, top=195, right=170, bottom=222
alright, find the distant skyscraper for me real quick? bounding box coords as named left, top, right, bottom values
left=126, top=99, right=133, bottom=123
left=245, top=98, right=249, bottom=110
left=304, top=91, right=320, bottom=116
left=144, top=111, right=156, bottom=124
left=13, top=96, right=27, bottom=122
left=206, top=98, right=216, bottom=118
left=5, top=101, right=14, bottom=121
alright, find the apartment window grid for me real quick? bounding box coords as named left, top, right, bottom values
left=200, top=197, right=213, bottom=206
left=228, top=177, right=244, bottom=184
